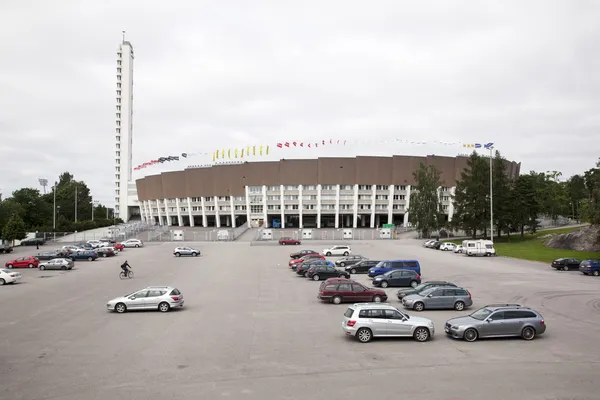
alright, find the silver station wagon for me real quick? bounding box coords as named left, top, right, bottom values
left=402, top=286, right=473, bottom=311
left=107, top=286, right=184, bottom=313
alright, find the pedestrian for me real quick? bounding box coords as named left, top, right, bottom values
left=36, top=242, right=39, bottom=250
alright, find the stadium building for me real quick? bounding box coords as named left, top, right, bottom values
left=134, top=155, right=521, bottom=228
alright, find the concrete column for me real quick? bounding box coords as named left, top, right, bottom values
left=448, top=187, right=456, bottom=222
left=404, top=185, right=411, bottom=227
left=352, top=184, right=358, bottom=228
left=388, top=185, right=394, bottom=225
left=370, top=185, right=376, bottom=228
left=214, top=197, right=221, bottom=228
left=156, top=200, right=163, bottom=226
left=201, top=197, right=207, bottom=227
left=163, top=199, right=172, bottom=226
left=280, top=185, right=285, bottom=229
left=316, top=184, right=322, bottom=229
left=298, top=185, right=303, bottom=229
left=245, top=187, right=252, bottom=227
left=175, top=198, right=183, bottom=226
left=145, top=201, right=153, bottom=224
left=226, top=215, right=231, bottom=227
left=230, top=197, right=236, bottom=228
left=261, top=185, right=268, bottom=228
left=334, top=185, right=340, bottom=228
left=187, top=197, right=194, bottom=227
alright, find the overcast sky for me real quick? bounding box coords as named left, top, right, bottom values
left=1, top=0, right=599, bottom=206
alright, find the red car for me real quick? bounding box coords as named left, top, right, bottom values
left=318, top=279, right=388, bottom=304
left=279, top=237, right=301, bottom=245
left=6, top=256, right=40, bottom=269
left=114, top=243, right=124, bottom=251
left=289, top=254, right=325, bottom=267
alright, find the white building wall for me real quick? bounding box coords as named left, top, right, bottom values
left=187, top=198, right=194, bottom=227
left=175, top=198, right=183, bottom=226
left=316, top=185, right=322, bottom=229
left=298, top=185, right=303, bottom=228
left=352, top=184, right=359, bottom=228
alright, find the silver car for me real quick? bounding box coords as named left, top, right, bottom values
left=39, top=258, right=74, bottom=270
left=106, top=286, right=184, bottom=313
left=342, top=302, right=435, bottom=343
left=335, top=255, right=366, bottom=267
left=445, top=304, right=546, bottom=342
left=402, top=286, right=473, bottom=311
left=173, top=247, right=201, bottom=257
left=121, top=239, right=143, bottom=248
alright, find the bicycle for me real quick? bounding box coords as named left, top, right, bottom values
left=119, top=270, right=134, bottom=279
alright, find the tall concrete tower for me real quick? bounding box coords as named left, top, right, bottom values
left=115, top=35, right=134, bottom=222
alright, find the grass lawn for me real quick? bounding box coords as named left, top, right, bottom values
left=448, top=226, right=600, bottom=263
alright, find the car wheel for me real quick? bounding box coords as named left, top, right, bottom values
left=28, top=264, right=34, bottom=268
left=192, top=252, right=197, bottom=257
left=304, top=272, right=309, bottom=277
left=563, top=265, right=569, bottom=271
left=410, top=281, right=418, bottom=288
left=372, top=295, right=382, bottom=303
left=282, top=242, right=286, bottom=245
left=380, top=281, right=389, bottom=288
left=413, top=302, right=424, bottom=311
left=39, top=265, right=46, bottom=270
left=312, top=274, right=320, bottom=281
left=61, top=266, right=67, bottom=270
left=326, top=252, right=331, bottom=256
left=88, top=257, right=93, bottom=261
left=454, top=301, right=465, bottom=311
left=593, top=270, right=600, bottom=277
left=158, top=302, right=170, bottom=312
left=521, top=326, right=536, bottom=340
left=350, top=268, right=356, bottom=274
left=7, top=264, right=12, bottom=269
left=464, top=328, right=478, bottom=342
left=135, top=244, right=140, bottom=248
left=343, top=252, right=349, bottom=256
left=175, top=252, right=181, bottom=257
left=296, top=242, right=300, bottom=245
left=340, top=262, right=345, bottom=267
left=332, top=295, right=342, bottom=305
left=0, top=279, right=5, bottom=285
left=356, top=327, right=373, bottom=343
left=103, top=253, right=107, bottom=258
left=413, top=327, right=430, bottom=342
left=115, top=303, right=127, bottom=313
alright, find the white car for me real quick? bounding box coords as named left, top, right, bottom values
left=62, top=245, right=86, bottom=253
left=106, top=286, right=184, bottom=313
left=87, top=240, right=106, bottom=248
left=121, top=239, right=143, bottom=248
left=454, top=245, right=464, bottom=254
left=322, top=245, right=352, bottom=257
left=0, top=269, right=22, bottom=285
left=439, top=243, right=456, bottom=251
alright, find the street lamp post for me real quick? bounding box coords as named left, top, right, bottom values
left=74, top=186, right=78, bottom=223
left=489, top=147, right=494, bottom=242
left=53, top=182, right=57, bottom=239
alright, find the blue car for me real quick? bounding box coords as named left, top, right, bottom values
left=69, top=251, right=98, bottom=261
left=579, top=259, right=600, bottom=276
left=368, top=260, right=421, bottom=278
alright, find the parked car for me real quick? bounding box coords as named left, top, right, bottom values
left=289, top=254, right=325, bottom=267
left=106, top=286, right=184, bottom=313
left=62, top=245, right=86, bottom=253
left=306, top=265, right=350, bottom=281
left=322, top=245, right=351, bottom=256
left=372, top=270, right=421, bottom=288
left=75, top=242, right=94, bottom=250
left=454, top=245, right=464, bottom=254
left=86, top=240, right=106, bottom=249
left=335, top=255, right=367, bottom=267
left=551, top=258, right=581, bottom=271
left=173, top=247, right=201, bottom=257
left=113, top=243, right=124, bottom=251
left=121, top=239, right=144, bottom=248
left=0, top=244, right=13, bottom=254
left=432, top=241, right=443, bottom=250
left=95, top=248, right=116, bottom=258
left=39, top=258, right=74, bottom=270
left=69, top=251, right=98, bottom=261
left=319, top=280, right=387, bottom=304
left=5, top=256, right=39, bottom=269
left=342, top=303, right=435, bottom=343
left=445, top=304, right=546, bottom=342
left=579, top=259, right=600, bottom=276
left=279, top=237, right=301, bottom=245
left=397, top=281, right=458, bottom=300
left=297, top=260, right=334, bottom=276
left=36, top=250, right=70, bottom=260
left=439, top=243, right=457, bottom=251
left=289, top=249, right=318, bottom=259
left=402, top=286, right=472, bottom=311
left=368, top=260, right=421, bottom=278
left=345, top=260, right=381, bottom=274
left=0, top=269, right=22, bottom=285
left=20, top=238, right=45, bottom=246
left=423, top=240, right=435, bottom=247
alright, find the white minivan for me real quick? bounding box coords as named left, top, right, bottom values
left=462, top=240, right=496, bottom=257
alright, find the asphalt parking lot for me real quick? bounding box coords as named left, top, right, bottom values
left=1, top=240, right=599, bottom=400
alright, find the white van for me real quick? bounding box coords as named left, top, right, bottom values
left=462, top=240, right=496, bottom=257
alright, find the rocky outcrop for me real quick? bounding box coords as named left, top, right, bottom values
left=544, top=226, right=600, bottom=252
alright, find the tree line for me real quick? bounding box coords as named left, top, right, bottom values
left=0, top=172, right=124, bottom=243
left=409, top=152, right=600, bottom=240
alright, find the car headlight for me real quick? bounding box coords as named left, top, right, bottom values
left=451, top=325, right=459, bottom=330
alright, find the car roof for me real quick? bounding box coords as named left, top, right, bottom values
left=481, top=303, right=535, bottom=311
left=379, top=259, right=419, bottom=263
left=145, top=286, right=175, bottom=290
left=349, top=303, right=396, bottom=310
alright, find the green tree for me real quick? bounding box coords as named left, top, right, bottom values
left=566, top=174, right=586, bottom=221
left=583, top=159, right=600, bottom=226
left=491, top=151, right=513, bottom=238
left=0, top=199, right=25, bottom=237
left=510, top=173, right=541, bottom=239
left=11, top=188, right=51, bottom=229
left=2, top=214, right=27, bottom=244
left=409, top=163, right=444, bottom=238
left=451, top=152, right=489, bottom=238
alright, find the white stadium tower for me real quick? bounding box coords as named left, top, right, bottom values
left=114, top=36, right=140, bottom=222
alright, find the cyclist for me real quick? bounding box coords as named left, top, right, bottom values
left=121, top=260, right=131, bottom=277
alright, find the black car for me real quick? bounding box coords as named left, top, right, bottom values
left=0, top=244, right=13, bottom=254
left=296, top=260, right=333, bottom=276
left=372, top=270, right=421, bottom=288
left=396, top=281, right=457, bottom=300
left=36, top=250, right=71, bottom=260
left=20, top=238, right=45, bottom=246
left=551, top=258, right=581, bottom=271
left=432, top=241, right=442, bottom=249
left=345, top=260, right=381, bottom=274
left=306, top=265, right=350, bottom=281
left=290, top=249, right=318, bottom=259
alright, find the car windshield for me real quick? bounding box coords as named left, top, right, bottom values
left=374, top=261, right=385, bottom=268
left=470, top=307, right=493, bottom=320
left=2, top=269, right=12, bottom=273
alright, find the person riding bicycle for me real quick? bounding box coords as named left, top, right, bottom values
left=121, top=260, right=131, bottom=277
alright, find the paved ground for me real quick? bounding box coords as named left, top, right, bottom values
left=1, top=240, right=599, bottom=400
